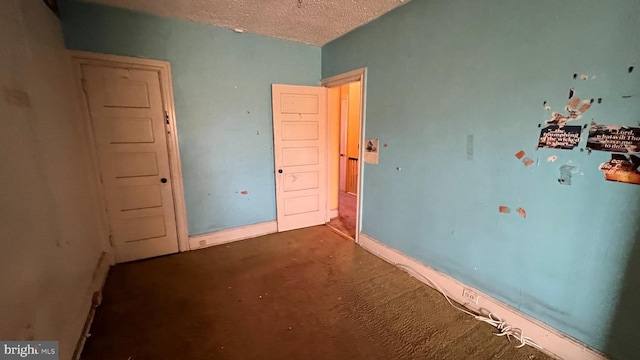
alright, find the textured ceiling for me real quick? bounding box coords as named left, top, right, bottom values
left=80, top=0, right=409, bottom=46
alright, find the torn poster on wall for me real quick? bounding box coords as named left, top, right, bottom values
left=599, top=154, right=640, bottom=185
left=364, top=139, right=379, bottom=164
left=587, top=123, right=640, bottom=153
left=537, top=125, right=582, bottom=150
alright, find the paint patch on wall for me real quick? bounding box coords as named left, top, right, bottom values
left=523, top=157, right=535, bottom=167
left=516, top=207, right=527, bottom=219
left=537, top=125, right=582, bottom=150
left=599, top=154, right=640, bottom=185
left=498, top=205, right=510, bottom=214
left=586, top=123, right=640, bottom=153
left=241, top=190, right=248, bottom=195
left=515, top=150, right=525, bottom=159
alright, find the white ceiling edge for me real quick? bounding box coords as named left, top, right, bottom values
left=79, top=0, right=410, bottom=46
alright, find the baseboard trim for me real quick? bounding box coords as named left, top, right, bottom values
left=189, top=221, right=278, bottom=249
left=358, top=233, right=608, bottom=360
left=73, top=251, right=110, bottom=360
left=329, top=208, right=339, bottom=219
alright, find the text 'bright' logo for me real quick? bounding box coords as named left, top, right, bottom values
left=1, top=342, right=57, bottom=359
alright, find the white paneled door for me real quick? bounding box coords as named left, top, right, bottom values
left=81, top=64, right=179, bottom=262
left=272, top=85, right=328, bottom=232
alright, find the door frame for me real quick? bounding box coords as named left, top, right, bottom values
left=69, top=50, right=190, bottom=255
left=321, top=68, right=367, bottom=243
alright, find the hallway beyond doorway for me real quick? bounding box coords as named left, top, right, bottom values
left=328, top=191, right=356, bottom=238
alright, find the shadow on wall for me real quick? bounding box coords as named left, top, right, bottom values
left=605, top=211, right=640, bottom=359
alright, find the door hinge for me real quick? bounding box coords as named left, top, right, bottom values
left=164, top=110, right=170, bottom=125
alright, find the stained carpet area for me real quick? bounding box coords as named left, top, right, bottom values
left=82, top=226, right=552, bottom=360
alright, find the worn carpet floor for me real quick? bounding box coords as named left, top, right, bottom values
left=81, top=226, right=552, bottom=360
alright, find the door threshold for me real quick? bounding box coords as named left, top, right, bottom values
left=325, top=223, right=354, bottom=240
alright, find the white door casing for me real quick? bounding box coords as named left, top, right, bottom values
left=272, top=84, right=328, bottom=232
left=81, top=63, right=179, bottom=262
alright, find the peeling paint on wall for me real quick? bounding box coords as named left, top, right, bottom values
left=545, top=97, right=591, bottom=126
left=558, top=165, right=577, bottom=185
left=547, top=155, right=558, bottom=163
left=523, top=157, right=535, bottom=167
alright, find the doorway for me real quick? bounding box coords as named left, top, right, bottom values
left=322, top=69, right=366, bottom=241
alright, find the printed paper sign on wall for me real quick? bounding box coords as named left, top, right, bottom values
left=537, top=125, right=582, bottom=150
left=587, top=123, right=640, bottom=153
left=364, top=139, right=379, bottom=164
left=599, top=154, right=640, bottom=185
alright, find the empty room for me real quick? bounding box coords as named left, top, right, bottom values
left=1, top=0, right=639, bottom=359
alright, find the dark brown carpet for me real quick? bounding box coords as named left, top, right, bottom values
left=81, top=226, right=552, bottom=360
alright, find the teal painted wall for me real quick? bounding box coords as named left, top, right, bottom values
left=323, top=0, right=640, bottom=358
left=59, top=0, right=321, bottom=235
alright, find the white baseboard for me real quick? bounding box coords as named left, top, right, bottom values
left=358, top=233, right=608, bottom=360
left=189, top=221, right=278, bottom=249
left=74, top=251, right=110, bottom=360
left=329, top=208, right=339, bottom=219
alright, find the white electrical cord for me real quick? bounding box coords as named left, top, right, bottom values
left=394, top=263, right=543, bottom=350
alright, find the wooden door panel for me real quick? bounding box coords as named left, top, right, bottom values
left=272, top=85, right=328, bottom=232
left=82, top=64, right=178, bottom=262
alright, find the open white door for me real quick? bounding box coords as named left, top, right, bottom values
left=272, top=84, right=328, bottom=232
left=82, top=64, right=179, bottom=262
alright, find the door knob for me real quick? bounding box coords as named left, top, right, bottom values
left=161, top=178, right=168, bottom=183
left=278, top=169, right=283, bottom=173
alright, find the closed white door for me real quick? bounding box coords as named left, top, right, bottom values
left=81, top=64, right=179, bottom=262
left=272, top=84, right=328, bottom=232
